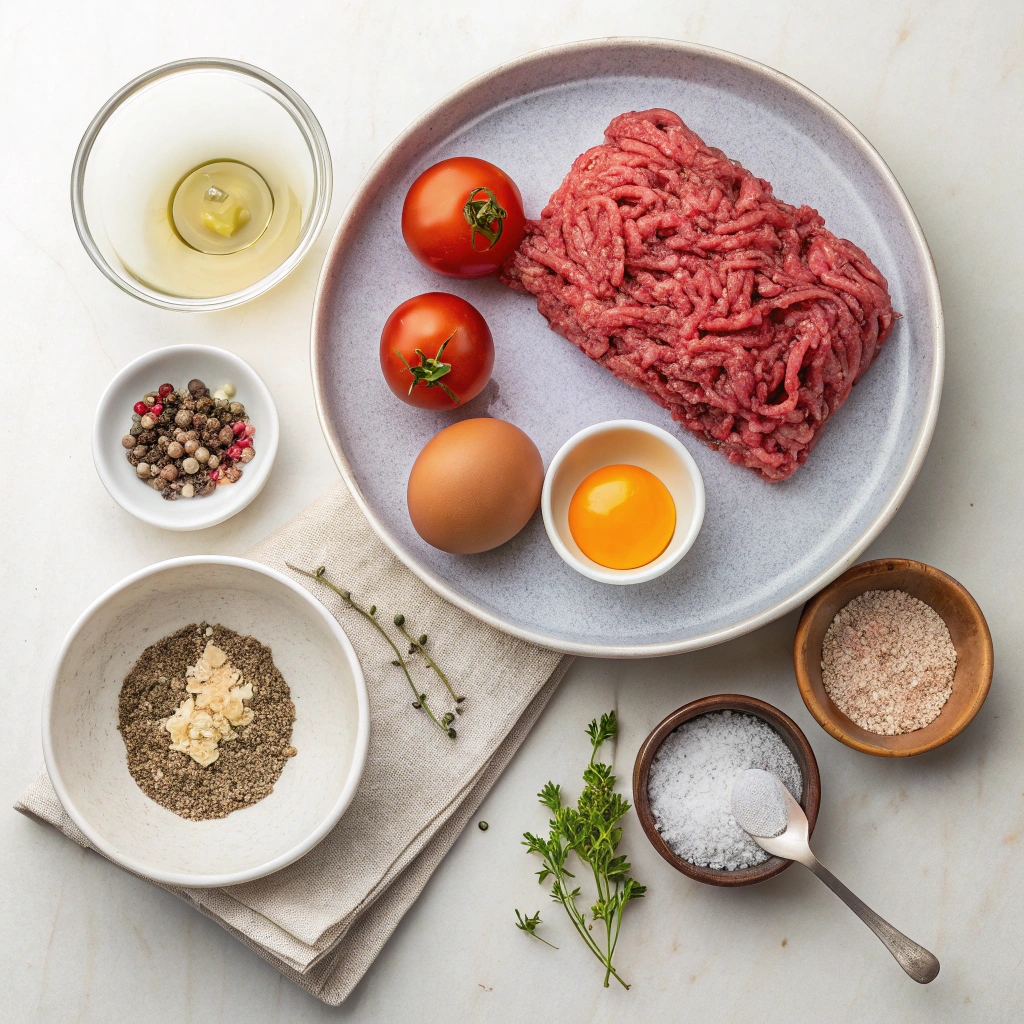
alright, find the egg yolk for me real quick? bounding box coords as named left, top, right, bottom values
left=568, top=464, right=676, bottom=570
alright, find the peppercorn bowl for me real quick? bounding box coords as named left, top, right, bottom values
left=42, top=556, right=370, bottom=887
left=93, top=345, right=279, bottom=530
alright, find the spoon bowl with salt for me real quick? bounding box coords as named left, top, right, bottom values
left=731, top=769, right=940, bottom=984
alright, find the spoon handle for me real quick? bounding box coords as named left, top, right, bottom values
left=806, top=857, right=940, bottom=984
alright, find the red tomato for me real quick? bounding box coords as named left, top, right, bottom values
left=402, top=157, right=526, bottom=278
left=380, top=293, right=494, bottom=409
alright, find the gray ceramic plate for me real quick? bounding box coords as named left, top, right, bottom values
left=312, top=38, right=943, bottom=658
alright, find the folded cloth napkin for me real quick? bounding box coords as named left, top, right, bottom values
left=15, top=482, right=570, bottom=1005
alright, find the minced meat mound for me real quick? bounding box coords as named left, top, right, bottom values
left=500, top=108, right=897, bottom=481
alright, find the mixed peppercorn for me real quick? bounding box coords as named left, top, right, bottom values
left=121, top=378, right=256, bottom=500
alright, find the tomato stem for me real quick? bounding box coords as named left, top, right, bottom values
left=463, top=187, right=506, bottom=251
left=395, top=331, right=461, bottom=404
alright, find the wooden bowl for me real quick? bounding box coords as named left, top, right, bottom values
left=632, top=695, right=821, bottom=887
left=794, top=558, right=993, bottom=757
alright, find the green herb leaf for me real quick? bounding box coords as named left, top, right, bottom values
left=515, top=909, right=558, bottom=949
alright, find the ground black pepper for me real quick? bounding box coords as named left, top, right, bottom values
left=117, top=622, right=296, bottom=821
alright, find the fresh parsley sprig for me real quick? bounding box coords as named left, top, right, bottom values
left=521, top=711, right=646, bottom=989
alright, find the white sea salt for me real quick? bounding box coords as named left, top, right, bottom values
left=647, top=711, right=803, bottom=870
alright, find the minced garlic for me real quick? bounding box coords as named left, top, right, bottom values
left=164, top=642, right=254, bottom=766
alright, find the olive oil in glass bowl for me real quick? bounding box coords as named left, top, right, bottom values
left=71, top=59, right=332, bottom=311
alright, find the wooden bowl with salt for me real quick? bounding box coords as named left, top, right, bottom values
left=633, top=695, right=821, bottom=887
left=794, top=558, right=993, bottom=757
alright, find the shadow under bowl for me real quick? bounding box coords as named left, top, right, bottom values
left=794, top=557, right=993, bottom=757
left=632, top=694, right=821, bottom=887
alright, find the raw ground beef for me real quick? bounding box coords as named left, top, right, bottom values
left=500, top=109, right=897, bottom=480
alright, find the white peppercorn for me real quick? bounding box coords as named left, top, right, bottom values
left=240, top=447, right=255, bottom=464
left=181, top=457, right=200, bottom=475
left=121, top=435, right=135, bottom=449
left=174, top=409, right=193, bottom=428
left=181, top=483, right=195, bottom=499
left=207, top=455, right=220, bottom=470
left=195, top=447, right=210, bottom=463
left=183, top=439, right=200, bottom=455
left=140, top=414, right=157, bottom=430
left=136, top=463, right=151, bottom=479
left=167, top=442, right=184, bottom=459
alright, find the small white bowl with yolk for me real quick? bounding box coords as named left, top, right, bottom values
left=542, top=420, right=705, bottom=585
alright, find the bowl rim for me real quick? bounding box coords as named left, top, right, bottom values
left=793, top=557, right=994, bottom=757
left=310, top=35, right=945, bottom=658
left=92, top=344, right=280, bottom=531
left=41, top=555, right=371, bottom=888
left=540, top=418, right=706, bottom=585
left=632, top=694, right=821, bottom=886
left=70, top=56, right=333, bottom=312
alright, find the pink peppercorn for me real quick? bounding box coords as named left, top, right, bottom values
left=151, top=403, right=164, bottom=416
left=133, top=401, right=147, bottom=415
left=227, top=444, right=243, bottom=460
left=208, top=469, right=220, bottom=482
left=244, top=423, right=255, bottom=437
left=158, top=383, right=174, bottom=398
left=236, top=436, right=252, bottom=449
left=231, top=420, right=246, bottom=436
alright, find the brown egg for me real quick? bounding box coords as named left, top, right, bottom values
left=407, top=418, right=544, bottom=554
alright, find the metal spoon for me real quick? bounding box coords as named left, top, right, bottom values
left=733, top=770, right=940, bottom=984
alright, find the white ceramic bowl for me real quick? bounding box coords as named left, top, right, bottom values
left=94, top=345, right=279, bottom=531
left=542, top=420, right=706, bottom=585
left=42, top=557, right=369, bottom=888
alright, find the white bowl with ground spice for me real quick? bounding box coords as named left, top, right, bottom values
left=794, top=558, right=993, bottom=757
left=42, top=556, right=369, bottom=887
left=93, top=345, right=279, bottom=531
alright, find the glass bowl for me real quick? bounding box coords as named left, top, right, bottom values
left=71, top=58, right=332, bottom=311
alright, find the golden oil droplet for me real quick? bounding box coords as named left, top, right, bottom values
left=170, top=160, right=274, bottom=255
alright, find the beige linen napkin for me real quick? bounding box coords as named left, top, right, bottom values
left=15, top=482, right=570, bottom=1005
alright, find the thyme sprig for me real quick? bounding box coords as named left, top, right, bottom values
left=394, top=613, right=464, bottom=706
left=286, top=563, right=456, bottom=739
left=515, top=909, right=558, bottom=949
left=522, top=711, right=646, bottom=989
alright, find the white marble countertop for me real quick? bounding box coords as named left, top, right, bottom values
left=3, top=1, right=1022, bottom=1020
